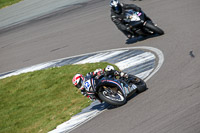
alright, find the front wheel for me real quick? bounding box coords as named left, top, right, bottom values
left=135, top=77, right=147, bottom=93
left=128, top=75, right=147, bottom=93
left=98, top=86, right=126, bottom=106
left=144, top=22, right=164, bottom=35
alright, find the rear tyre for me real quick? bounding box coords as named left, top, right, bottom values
left=98, top=86, right=126, bottom=106
left=145, top=22, right=164, bottom=35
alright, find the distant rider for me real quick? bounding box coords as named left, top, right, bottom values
left=72, top=65, right=129, bottom=101
left=110, top=0, right=143, bottom=39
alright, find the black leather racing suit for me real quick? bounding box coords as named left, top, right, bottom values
left=111, top=3, right=141, bottom=38
left=81, top=69, right=129, bottom=101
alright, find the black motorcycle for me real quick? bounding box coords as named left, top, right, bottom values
left=84, top=74, right=147, bottom=106
left=124, top=9, right=164, bottom=37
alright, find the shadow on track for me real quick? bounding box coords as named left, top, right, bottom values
left=106, top=93, right=138, bottom=110
left=125, top=34, right=161, bottom=44
left=107, top=88, right=149, bottom=110
left=88, top=87, right=149, bottom=110
left=90, top=102, right=110, bottom=111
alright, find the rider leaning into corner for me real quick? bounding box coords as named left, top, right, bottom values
left=110, top=0, right=152, bottom=39
left=72, top=65, right=136, bottom=102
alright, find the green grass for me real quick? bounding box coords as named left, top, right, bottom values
left=0, top=0, right=23, bottom=9
left=0, top=62, right=118, bottom=133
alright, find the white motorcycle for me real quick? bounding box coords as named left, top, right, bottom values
left=124, top=9, right=164, bottom=36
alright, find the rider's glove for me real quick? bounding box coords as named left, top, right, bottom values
left=81, top=90, right=87, bottom=96
left=86, top=72, right=93, bottom=76
left=88, top=95, right=96, bottom=101
left=114, top=71, right=120, bottom=76
left=120, top=72, right=129, bottom=79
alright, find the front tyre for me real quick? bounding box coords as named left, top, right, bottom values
left=98, top=86, right=126, bottom=106
left=128, top=75, right=147, bottom=93
left=144, top=22, right=164, bottom=35
left=135, top=77, right=147, bottom=93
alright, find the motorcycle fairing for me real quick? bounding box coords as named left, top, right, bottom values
left=84, top=78, right=96, bottom=92
left=100, top=79, right=128, bottom=97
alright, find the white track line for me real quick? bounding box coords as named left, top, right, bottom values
left=0, top=46, right=164, bottom=133
left=48, top=46, right=164, bottom=133
left=115, top=52, right=155, bottom=70
left=75, top=50, right=127, bottom=64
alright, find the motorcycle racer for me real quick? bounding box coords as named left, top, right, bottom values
left=72, top=65, right=129, bottom=101
left=110, top=0, right=141, bottom=39
left=110, top=0, right=153, bottom=39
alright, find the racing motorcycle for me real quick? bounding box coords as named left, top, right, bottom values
left=124, top=9, right=164, bottom=37
left=84, top=74, right=147, bottom=106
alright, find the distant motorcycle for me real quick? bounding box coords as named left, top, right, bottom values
left=124, top=9, right=164, bottom=37
left=84, top=74, right=147, bottom=106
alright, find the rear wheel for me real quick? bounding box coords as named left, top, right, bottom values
left=144, top=22, right=164, bottom=35
left=98, top=86, right=126, bottom=106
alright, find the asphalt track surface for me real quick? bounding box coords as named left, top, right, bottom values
left=1, top=0, right=200, bottom=133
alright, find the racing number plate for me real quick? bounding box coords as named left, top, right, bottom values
left=84, top=80, right=91, bottom=91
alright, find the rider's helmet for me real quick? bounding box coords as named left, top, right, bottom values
left=72, top=74, right=85, bottom=90
left=105, top=65, right=115, bottom=72
left=110, top=0, right=122, bottom=14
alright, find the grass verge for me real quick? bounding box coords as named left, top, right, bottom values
left=0, top=62, right=118, bottom=133
left=0, top=0, right=23, bottom=9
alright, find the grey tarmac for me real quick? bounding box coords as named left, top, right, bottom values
left=1, top=0, right=200, bottom=133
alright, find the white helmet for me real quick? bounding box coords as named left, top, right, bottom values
left=105, top=65, right=115, bottom=72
